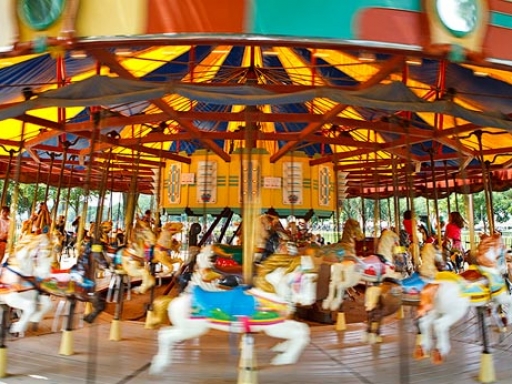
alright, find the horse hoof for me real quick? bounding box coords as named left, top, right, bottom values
left=10, top=323, right=24, bottom=335
left=361, top=332, right=369, bottom=343
left=271, top=342, right=288, bottom=353
left=375, top=335, right=383, bottom=343
left=431, top=349, right=444, bottom=365
left=271, top=354, right=296, bottom=366
left=368, top=333, right=377, bottom=344
left=413, top=346, right=426, bottom=360
left=149, top=356, right=168, bottom=375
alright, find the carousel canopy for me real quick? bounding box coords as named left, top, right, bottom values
left=1, top=0, right=512, bottom=199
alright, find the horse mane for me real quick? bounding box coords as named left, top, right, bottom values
left=253, top=253, right=302, bottom=293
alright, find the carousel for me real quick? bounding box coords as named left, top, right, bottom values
left=1, top=1, right=512, bottom=383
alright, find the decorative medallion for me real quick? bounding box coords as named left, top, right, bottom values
left=434, top=0, right=479, bottom=38
left=423, top=0, right=489, bottom=61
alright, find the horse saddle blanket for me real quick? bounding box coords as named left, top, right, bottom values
left=212, top=244, right=243, bottom=265
left=40, top=273, right=95, bottom=297
left=401, top=272, right=428, bottom=301
left=435, top=266, right=506, bottom=303
left=359, top=254, right=389, bottom=282
left=191, top=286, right=285, bottom=326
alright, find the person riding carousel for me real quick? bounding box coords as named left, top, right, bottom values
left=34, top=201, right=52, bottom=234
left=20, top=211, right=39, bottom=238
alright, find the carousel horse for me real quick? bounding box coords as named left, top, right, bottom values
left=337, top=218, right=365, bottom=256
left=414, top=232, right=512, bottom=363
left=321, top=230, right=401, bottom=312
left=40, top=238, right=110, bottom=324
left=0, top=233, right=55, bottom=334
left=307, top=218, right=365, bottom=269
left=149, top=244, right=317, bottom=375
left=376, top=229, right=414, bottom=278
left=363, top=243, right=444, bottom=343
left=114, top=219, right=156, bottom=294
left=211, top=213, right=292, bottom=274
left=441, top=238, right=466, bottom=273
left=39, top=221, right=113, bottom=324
left=152, top=222, right=184, bottom=274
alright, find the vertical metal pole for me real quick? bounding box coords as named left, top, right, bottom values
left=0, top=151, right=15, bottom=206
left=428, top=149, right=442, bottom=245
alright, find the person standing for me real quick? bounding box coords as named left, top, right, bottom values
left=0, top=206, right=10, bottom=258
left=444, top=211, right=465, bottom=251
left=402, top=210, right=417, bottom=243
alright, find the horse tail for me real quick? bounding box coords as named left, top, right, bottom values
left=417, top=283, right=440, bottom=318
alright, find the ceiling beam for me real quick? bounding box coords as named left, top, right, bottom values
left=90, top=48, right=231, bottom=162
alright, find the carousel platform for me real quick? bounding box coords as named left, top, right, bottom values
left=1, top=303, right=512, bottom=384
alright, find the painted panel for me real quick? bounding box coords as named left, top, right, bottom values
left=196, top=160, right=217, bottom=204
left=75, top=0, right=148, bottom=37
left=318, top=165, right=332, bottom=207
left=167, top=163, right=182, bottom=204
left=282, top=161, right=303, bottom=205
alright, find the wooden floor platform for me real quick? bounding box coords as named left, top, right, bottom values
left=1, top=303, right=512, bottom=383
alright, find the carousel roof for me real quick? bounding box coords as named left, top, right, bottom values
left=1, top=1, right=512, bottom=199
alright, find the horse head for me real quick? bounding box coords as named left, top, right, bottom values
left=157, top=222, right=183, bottom=251
left=377, top=229, right=400, bottom=263
left=256, top=214, right=290, bottom=259
left=10, top=233, right=54, bottom=279
left=476, top=232, right=505, bottom=269
left=344, top=219, right=365, bottom=241
left=89, top=220, right=113, bottom=245
left=131, top=219, right=156, bottom=248
left=419, top=242, right=443, bottom=279
left=338, top=219, right=363, bottom=254
left=188, top=245, right=225, bottom=290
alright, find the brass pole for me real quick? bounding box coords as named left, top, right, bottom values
left=7, top=129, right=26, bottom=254
left=31, top=162, right=43, bottom=214
left=77, top=110, right=100, bottom=246
left=428, top=149, right=442, bottom=245
left=0, top=150, right=15, bottom=206
left=43, top=152, right=58, bottom=202
left=63, top=156, right=77, bottom=227
left=475, top=131, right=494, bottom=234
left=51, top=141, right=76, bottom=233
left=124, top=130, right=142, bottom=241
left=443, top=160, right=451, bottom=214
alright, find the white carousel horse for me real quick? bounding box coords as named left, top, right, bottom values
left=321, top=231, right=402, bottom=312
left=152, top=222, right=184, bottom=274
left=114, top=219, right=156, bottom=294
left=377, top=229, right=414, bottom=278
left=414, top=232, right=512, bottom=364
left=0, top=233, right=55, bottom=334
left=149, top=244, right=318, bottom=375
